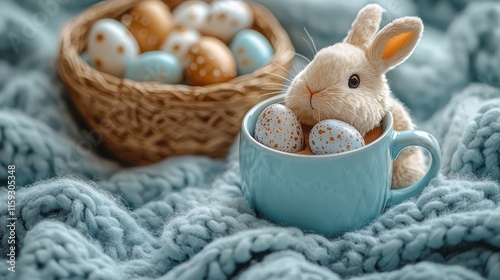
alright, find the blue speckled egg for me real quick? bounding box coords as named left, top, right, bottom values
left=309, top=120, right=365, bottom=155
left=230, top=29, right=274, bottom=76
left=124, top=51, right=183, bottom=84
left=80, top=52, right=94, bottom=67
left=254, top=104, right=304, bottom=153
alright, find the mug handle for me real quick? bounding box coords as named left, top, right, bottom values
left=386, top=130, right=441, bottom=208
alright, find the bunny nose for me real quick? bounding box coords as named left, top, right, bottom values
left=306, top=83, right=322, bottom=96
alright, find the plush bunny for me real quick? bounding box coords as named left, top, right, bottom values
left=285, top=4, right=425, bottom=189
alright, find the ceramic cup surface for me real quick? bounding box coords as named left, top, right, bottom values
left=239, top=94, right=441, bottom=236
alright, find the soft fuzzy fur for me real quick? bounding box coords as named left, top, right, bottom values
left=286, top=4, right=426, bottom=189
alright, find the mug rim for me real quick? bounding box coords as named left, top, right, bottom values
left=242, top=94, right=394, bottom=159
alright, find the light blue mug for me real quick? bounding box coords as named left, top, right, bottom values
left=239, top=95, right=441, bottom=236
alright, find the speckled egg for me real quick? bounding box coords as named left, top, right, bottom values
left=185, top=37, right=237, bottom=86
left=200, top=0, right=254, bottom=43
left=309, top=120, right=365, bottom=155
left=124, top=51, right=183, bottom=84
left=230, top=29, right=274, bottom=75
left=160, top=26, right=201, bottom=67
left=172, top=1, right=210, bottom=31
left=129, top=0, right=174, bottom=52
left=87, top=19, right=139, bottom=77
left=254, top=104, right=304, bottom=153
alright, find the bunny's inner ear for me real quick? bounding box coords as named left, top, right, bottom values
left=343, top=4, right=383, bottom=50
left=382, top=31, right=415, bottom=59
left=367, top=17, right=423, bottom=74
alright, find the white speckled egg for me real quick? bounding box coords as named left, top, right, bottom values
left=230, top=29, right=274, bottom=75
left=160, top=27, right=201, bottom=67
left=87, top=18, right=139, bottom=77
left=200, top=0, right=254, bottom=43
left=124, top=51, right=183, bottom=84
left=172, top=1, right=210, bottom=31
left=309, top=120, right=365, bottom=155
left=254, top=104, right=304, bottom=153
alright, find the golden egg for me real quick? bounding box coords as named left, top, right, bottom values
left=129, top=0, right=174, bottom=52
left=186, top=37, right=237, bottom=86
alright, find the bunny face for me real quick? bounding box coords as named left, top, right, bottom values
left=285, top=43, right=389, bottom=135
left=285, top=4, right=423, bottom=136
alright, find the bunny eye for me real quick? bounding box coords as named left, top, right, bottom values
left=348, top=74, right=360, bottom=89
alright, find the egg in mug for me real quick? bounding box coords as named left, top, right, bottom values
left=254, top=105, right=375, bottom=155
left=309, top=120, right=365, bottom=155
left=254, top=104, right=304, bottom=153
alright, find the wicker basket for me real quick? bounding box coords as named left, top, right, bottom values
left=57, top=0, right=294, bottom=165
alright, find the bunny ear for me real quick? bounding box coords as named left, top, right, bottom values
left=367, top=17, right=423, bottom=74
left=343, top=4, right=384, bottom=50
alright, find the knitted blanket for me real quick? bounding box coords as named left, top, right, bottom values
left=1, top=0, right=500, bottom=279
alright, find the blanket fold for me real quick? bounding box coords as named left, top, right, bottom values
left=424, top=84, right=500, bottom=181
